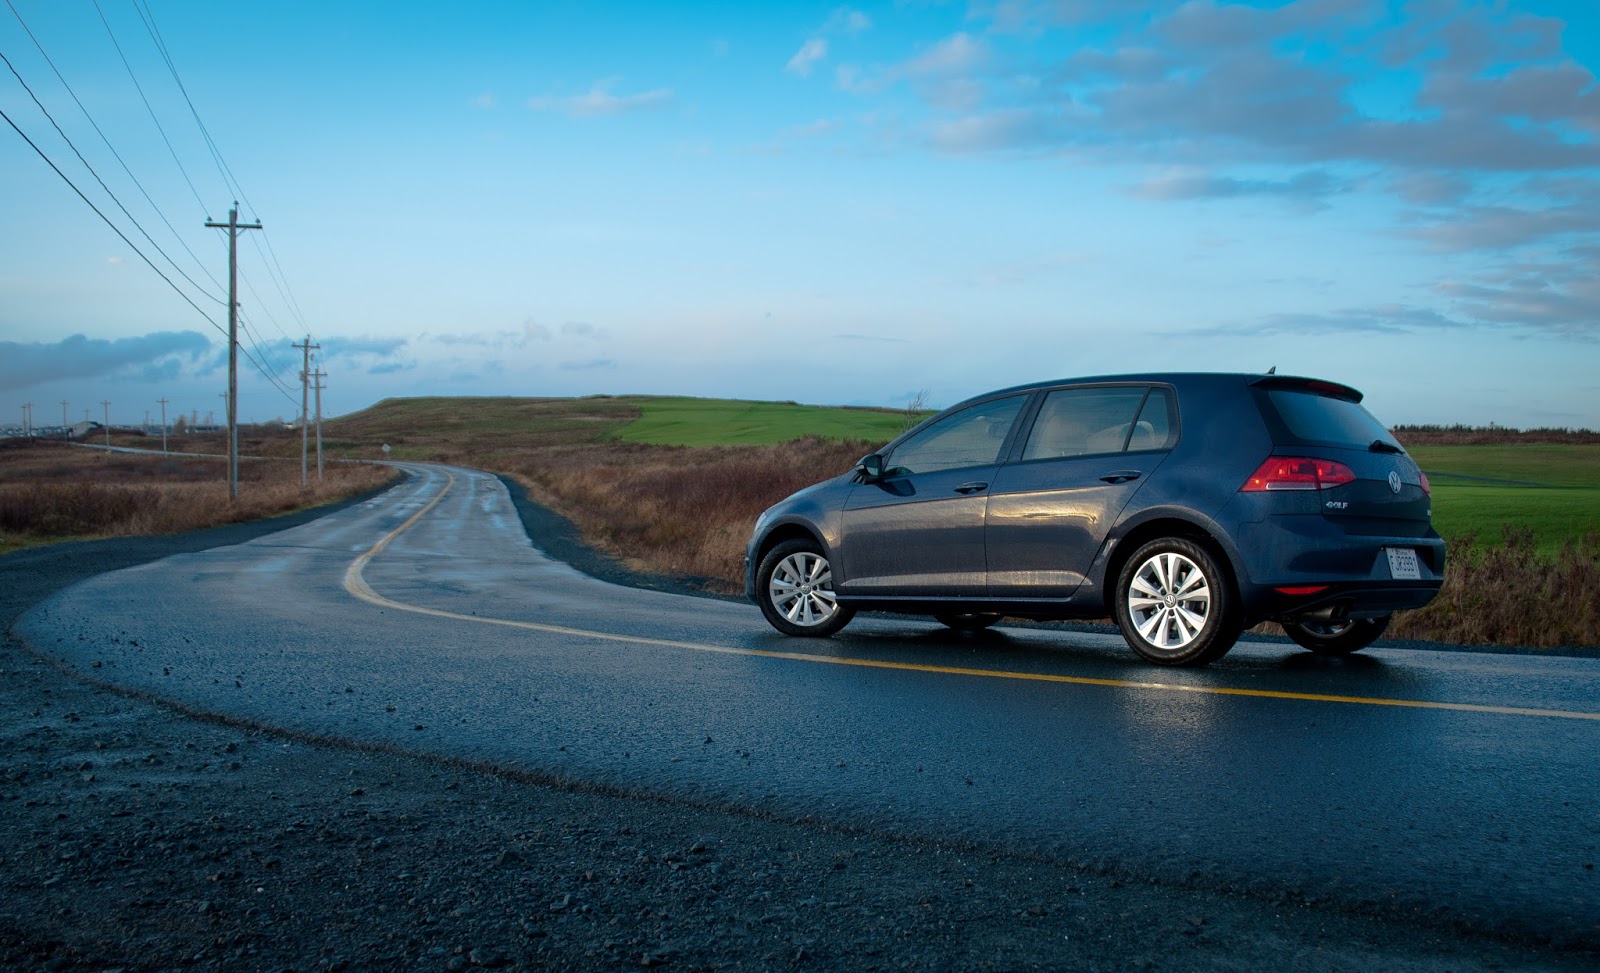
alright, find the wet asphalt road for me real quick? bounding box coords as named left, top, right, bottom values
left=16, top=463, right=1600, bottom=945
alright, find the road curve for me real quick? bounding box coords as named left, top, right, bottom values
left=17, top=463, right=1600, bottom=945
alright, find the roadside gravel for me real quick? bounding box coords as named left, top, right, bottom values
left=3, top=481, right=1595, bottom=971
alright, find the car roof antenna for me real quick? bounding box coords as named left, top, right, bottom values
left=1266, top=365, right=1277, bottom=374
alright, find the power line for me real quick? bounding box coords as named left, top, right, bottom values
left=4, top=3, right=313, bottom=418
left=0, top=46, right=225, bottom=305
left=240, top=265, right=302, bottom=347
left=247, top=232, right=313, bottom=338
left=90, top=0, right=211, bottom=214
left=131, top=0, right=245, bottom=205
left=0, top=104, right=297, bottom=412
left=237, top=311, right=299, bottom=398
left=131, top=0, right=317, bottom=343
left=0, top=103, right=222, bottom=329
left=3, top=0, right=226, bottom=298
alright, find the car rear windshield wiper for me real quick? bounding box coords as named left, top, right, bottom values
left=1369, top=439, right=1403, bottom=454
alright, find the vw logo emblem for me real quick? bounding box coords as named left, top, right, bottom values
left=1388, top=471, right=1402, bottom=494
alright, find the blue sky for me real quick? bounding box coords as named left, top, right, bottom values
left=2, top=0, right=1597, bottom=430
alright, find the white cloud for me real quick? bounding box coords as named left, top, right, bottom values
left=787, top=38, right=829, bottom=76
left=528, top=79, right=673, bottom=117
left=823, top=8, right=873, bottom=35
left=903, top=33, right=989, bottom=77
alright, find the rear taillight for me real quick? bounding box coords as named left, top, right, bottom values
left=1240, top=457, right=1357, bottom=492
left=1419, top=471, right=1431, bottom=495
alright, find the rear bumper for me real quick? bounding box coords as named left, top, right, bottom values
left=1253, top=581, right=1441, bottom=623
left=1230, top=516, right=1445, bottom=624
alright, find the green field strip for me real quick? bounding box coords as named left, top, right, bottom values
left=614, top=396, right=913, bottom=447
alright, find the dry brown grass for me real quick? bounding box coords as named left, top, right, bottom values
left=1387, top=528, right=1600, bottom=648
left=0, top=439, right=396, bottom=553
left=505, top=436, right=871, bottom=589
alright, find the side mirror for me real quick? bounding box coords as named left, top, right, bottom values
left=855, top=453, right=884, bottom=481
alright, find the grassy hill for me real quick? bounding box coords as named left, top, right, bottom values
left=323, top=394, right=914, bottom=455
left=322, top=396, right=641, bottom=460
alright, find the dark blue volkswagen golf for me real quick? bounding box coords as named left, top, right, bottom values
left=744, top=372, right=1444, bottom=667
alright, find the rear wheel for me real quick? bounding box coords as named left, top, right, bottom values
left=1114, top=538, right=1240, bottom=667
left=935, top=613, right=1001, bottom=632
left=1283, top=616, right=1390, bottom=656
left=756, top=539, right=856, bottom=637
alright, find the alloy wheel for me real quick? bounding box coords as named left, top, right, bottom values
left=1126, top=551, right=1212, bottom=650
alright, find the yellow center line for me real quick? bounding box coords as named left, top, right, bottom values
left=343, top=470, right=1600, bottom=723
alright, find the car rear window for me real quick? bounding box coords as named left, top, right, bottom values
left=1263, top=389, right=1399, bottom=449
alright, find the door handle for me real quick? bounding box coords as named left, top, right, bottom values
left=1099, top=470, right=1142, bottom=484
left=954, top=481, right=989, bottom=494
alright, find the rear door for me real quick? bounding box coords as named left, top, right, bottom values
left=985, top=385, right=1176, bottom=598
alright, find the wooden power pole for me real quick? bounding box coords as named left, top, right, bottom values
left=293, top=338, right=319, bottom=487
left=205, top=203, right=262, bottom=500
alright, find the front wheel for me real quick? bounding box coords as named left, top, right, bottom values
left=1113, top=538, right=1240, bottom=667
left=1283, top=616, right=1390, bottom=656
left=756, top=539, right=856, bottom=637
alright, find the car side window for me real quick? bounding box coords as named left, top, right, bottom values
left=884, top=395, right=1027, bottom=476
left=1129, top=387, right=1176, bottom=451
left=1021, top=387, right=1152, bottom=461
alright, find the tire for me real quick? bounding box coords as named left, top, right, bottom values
left=1283, top=615, right=1390, bottom=656
left=1113, top=537, right=1240, bottom=667
left=935, top=613, right=1002, bottom=632
left=756, top=539, right=856, bottom=638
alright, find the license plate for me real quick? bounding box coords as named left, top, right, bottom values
left=1386, top=548, right=1421, bottom=580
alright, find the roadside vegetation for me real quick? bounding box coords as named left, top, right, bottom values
left=0, top=438, right=396, bottom=556
left=20, top=395, right=1598, bottom=649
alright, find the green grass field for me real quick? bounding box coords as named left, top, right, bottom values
left=612, top=396, right=915, bottom=447
left=1408, top=444, right=1600, bottom=553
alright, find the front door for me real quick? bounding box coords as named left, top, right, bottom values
left=839, top=395, right=1028, bottom=597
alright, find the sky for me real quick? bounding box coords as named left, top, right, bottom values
left=2, top=0, right=1598, bottom=430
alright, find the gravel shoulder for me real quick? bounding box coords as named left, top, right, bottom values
left=2, top=478, right=1595, bottom=971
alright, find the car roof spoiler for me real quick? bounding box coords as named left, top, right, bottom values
left=1247, top=375, right=1364, bottom=403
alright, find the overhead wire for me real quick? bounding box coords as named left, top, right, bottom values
left=0, top=46, right=225, bottom=306
left=0, top=102, right=224, bottom=332
left=4, top=0, right=227, bottom=299
left=89, top=0, right=210, bottom=216
left=3, top=2, right=316, bottom=412
left=0, top=93, right=299, bottom=411
left=237, top=311, right=299, bottom=400
left=130, top=0, right=242, bottom=201
left=133, top=0, right=315, bottom=341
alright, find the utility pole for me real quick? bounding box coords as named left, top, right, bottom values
left=206, top=203, right=263, bottom=500
left=293, top=337, right=319, bottom=487
left=101, top=400, right=110, bottom=448
left=313, top=364, right=326, bottom=481
left=158, top=398, right=169, bottom=455
left=61, top=400, right=68, bottom=438
left=20, top=402, right=30, bottom=437
left=144, top=409, right=151, bottom=432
